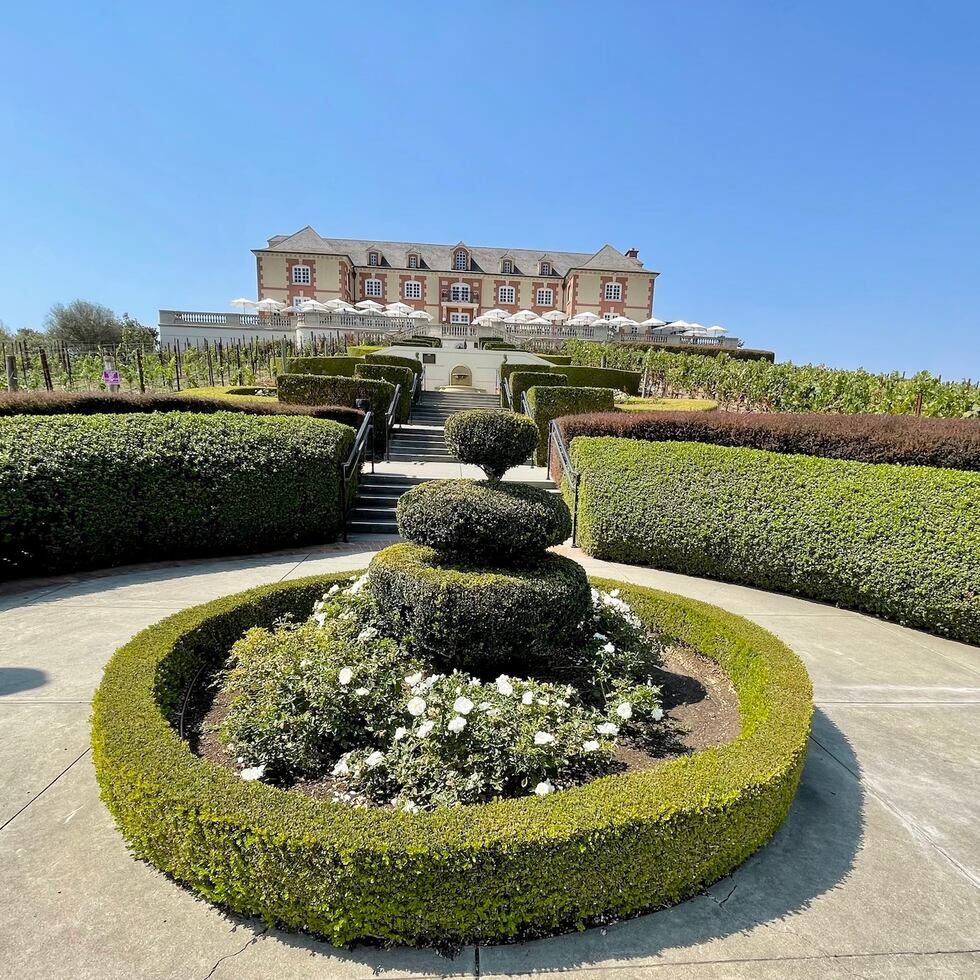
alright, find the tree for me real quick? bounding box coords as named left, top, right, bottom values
left=119, top=313, right=158, bottom=350
left=44, top=300, right=122, bottom=346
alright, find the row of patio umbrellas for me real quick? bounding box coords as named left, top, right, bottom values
left=230, top=297, right=726, bottom=335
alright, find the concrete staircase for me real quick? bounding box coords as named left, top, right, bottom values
left=345, top=390, right=500, bottom=535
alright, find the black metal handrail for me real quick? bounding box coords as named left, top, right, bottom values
left=384, top=383, right=402, bottom=462
left=548, top=419, right=580, bottom=546
left=340, top=410, right=375, bottom=542
left=502, top=377, right=513, bottom=409
left=520, top=391, right=531, bottom=417
left=409, top=370, right=420, bottom=416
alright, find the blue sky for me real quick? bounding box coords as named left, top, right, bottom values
left=1, top=0, right=978, bottom=377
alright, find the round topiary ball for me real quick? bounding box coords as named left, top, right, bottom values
left=444, top=410, right=538, bottom=480
left=368, top=543, right=592, bottom=676
left=396, top=480, right=571, bottom=564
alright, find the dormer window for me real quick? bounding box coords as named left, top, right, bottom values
left=540, top=261, right=552, bottom=276
left=501, top=258, right=513, bottom=274
left=454, top=249, right=469, bottom=272
left=368, top=251, right=380, bottom=266
left=408, top=253, right=419, bottom=269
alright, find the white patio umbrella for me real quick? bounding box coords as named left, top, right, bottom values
left=303, top=300, right=332, bottom=313
left=382, top=308, right=407, bottom=318
left=687, top=323, right=709, bottom=334
left=255, top=298, right=285, bottom=312
left=230, top=297, right=256, bottom=310
left=566, top=314, right=593, bottom=325
left=472, top=315, right=489, bottom=326
left=355, top=300, right=384, bottom=311
left=386, top=302, right=413, bottom=314
left=281, top=306, right=303, bottom=314
left=325, top=298, right=355, bottom=311
left=511, top=309, right=538, bottom=322
left=608, top=315, right=636, bottom=326
left=529, top=315, right=551, bottom=325
left=541, top=310, right=568, bottom=322
left=573, top=311, right=601, bottom=322
left=706, top=325, right=728, bottom=334
left=483, top=308, right=508, bottom=318
left=641, top=317, right=667, bottom=327
left=408, top=310, right=433, bottom=321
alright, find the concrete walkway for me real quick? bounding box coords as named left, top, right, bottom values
left=1, top=540, right=978, bottom=978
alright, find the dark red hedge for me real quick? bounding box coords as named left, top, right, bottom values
left=554, top=409, right=980, bottom=472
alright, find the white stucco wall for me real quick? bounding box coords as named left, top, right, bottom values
left=374, top=346, right=552, bottom=392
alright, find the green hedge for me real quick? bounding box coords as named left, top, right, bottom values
left=538, top=354, right=573, bottom=366
left=0, top=413, right=353, bottom=579
left=561, top=365, right=641, bottom=395
left=444, top=409, right=537, bottom=479
left=347, top=345, right=384, bottom=357
left=364, top=352, right=423, bottom=377
left=509, top=371, right=567, bottom=412
left=527, top=386, right=616, bottom=464
left=354, top=363, right=413, bottom=422
left=571, top=437, right=980, bottom=644
left=285, top=356, right=364, bottom=377
left=278, top=374, right=395, bottom=449
left=92, top=571, right=811, bottom=945
left=394, top=337, right=441, bottom=348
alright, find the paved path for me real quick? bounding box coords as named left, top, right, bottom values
left=1, top=540, right=978, bottom=978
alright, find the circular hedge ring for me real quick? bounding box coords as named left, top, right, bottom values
left=92, top=570, right=813, bottom=947
left=396, top=479, right=572, bottom=563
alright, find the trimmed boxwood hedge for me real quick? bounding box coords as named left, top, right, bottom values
left=285, top=356, right=363, bottom=377
left=92, top=570, right=811, bottom=946
left=369, top=543, right=591, bottom=674
left=396, top=479, right=571, bottom=563
left=509, top=371, right=567, bottom=411
left=0, top=413, right=354, bottom=579
left=571, top=437, right=980, bottom=644
left=278, top=374, right=395, bottom=449
left=444, top=409, right=538, bottom=479
left=527, top=386, right=616, bottom=464
left=557, top=409, right=980, bottom=472
left=364, top=352, right=423, bottom=378
left=354, top=363, right=413, bottom=421
left=538, top=354, right=573, bottom=366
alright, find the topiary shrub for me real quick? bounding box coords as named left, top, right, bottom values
left=443, top=409, right=538, bottom=479
left=354, top=363, right=413, bottom=421
left=285, top=356, right=364, bottom=377
left=92, top=571, right=812, bottom=946
left=368, top=543, right=591, bottom=675
left=278, top=375, right=395, bottom=449
left=396, top=479, right=571, bottom=562
left=571, top=436, right=980, bottom=645
left=0, top=413, right=353, bottom=579
left=527, top=386, right=616, bottom=464
left=509, top=370, right=567, bottom=410
left=560, top=365, right=641, bottom=395
left=364, top=352, right=423, bottom=377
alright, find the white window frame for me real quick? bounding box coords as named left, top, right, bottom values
left=291, top=265, right=311, bottom=285
left=501, top=259, right=513, bottom=274
left=454, top=249, right=468, bottom=271
left=403, top=280, right=422, bottom=300
left=540, top=261, right=551, bottom=276
left=368, top=252, right=379, bottom=266
left=604, top=282, right=622, bottom=301
left=449, top=312, right=470, bottom=324
left=535, top=287, right=554, bottom=306
left=364, top=278, right=383, bottom=297
left=407, top=253, right=419, bottom=269
left=498, top=285, right=516, bottom=304
left=603, top=311, right=616, bottom=320
left=449, top=283, right=471, bottom=302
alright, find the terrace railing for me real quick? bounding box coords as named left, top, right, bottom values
left=548, top=419, right=580, bottom=546
left=340, top=410, right=375, bottom=542
left=383, top=383, right=402, bottom=462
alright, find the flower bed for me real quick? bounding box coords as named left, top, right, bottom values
left=92, top=570, right=812, bottom=946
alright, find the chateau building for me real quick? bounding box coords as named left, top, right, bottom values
left=254, top=227, right=659, bottom=326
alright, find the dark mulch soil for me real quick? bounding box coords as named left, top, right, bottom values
left=182, top=643, right=740, bottom=800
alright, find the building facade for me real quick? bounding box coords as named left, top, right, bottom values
left=253, top=228, right=659, bottom=326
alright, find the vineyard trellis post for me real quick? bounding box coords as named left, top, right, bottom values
left=5, top=353, right=17, bottom=391
left=136, top=349, right=146, bottom=393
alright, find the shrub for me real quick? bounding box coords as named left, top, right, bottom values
left=538, top=354, right=573, bottom=366
left=347, top=345, right=385, bottom=357
left=527, top=386, right=616, bottom=464
left=354, top=363, right=413, bottom=421
left=0, top=413, right=353, bottom=579
left=284, top=356, right=363, bottom=377
left=396, top=480, right=571, bottom=562
left=92, top=571, right=811, bottom=945
left=571, top=437, right=980, bottom=644
left=556, top=409, right=980, bottom=471
left=560, top=365, right=641, bottom=395
left=368, top=544, right=592, bottom=674
left=394, top=337, right=440, bottom=348
left=509, top=371, right=567, bottom=411
left=364, top=352, right=423, bottom=377
left=0, top=389, right=364, bottom=427
left=278, top=374, right=395, bottom=449
left=483, top=341, right=519, bottom=351
left=443, top=409, right=538, bottom=479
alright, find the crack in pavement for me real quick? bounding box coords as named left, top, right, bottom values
left=201, top=926, right=269, bottom=979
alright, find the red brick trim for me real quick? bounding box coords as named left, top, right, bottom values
left=358, top=270, right=388, bottom=302
left=530, top=280, right=558, bottom=312
left=287, top=257, right=317, bottom=306
left=598, top=275, right=628, bottom=317
left=492, top=279, right=521, bottom=311
left=399, top=274, right=427, bottom=310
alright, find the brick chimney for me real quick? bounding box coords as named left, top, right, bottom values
left=625, top=247, right=639, bottom=259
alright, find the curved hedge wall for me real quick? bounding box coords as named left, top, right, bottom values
left=571, top=437, right=980, bottom=644
left=364, top=352, right=423, bottom=377
left=92, top=571, right=812, bottom=945
left=278, top=374, right=394, bottom=449
left=354, top=363, right=413, bottom=421
left=285, top=356, right=363, bottom=377
left=509, top=371, right=567, bottom=410
left=527, top=386, right=616, bottom=464
left=0, top=413, right=354, bottom=579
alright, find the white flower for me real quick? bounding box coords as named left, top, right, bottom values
left=479, top=701, right=493, bottom=711
left=495, top=675, right=514, bottom=696
left=332, top=758, right=349, bottom=777
left=327, top=584, right=340, bottom=596
left=239, top=764, right=265, bottom=781
left=602, top=642, right=616, bottom=655
left=365, top=750, right=385, bottom=768
left=533, top=731, right=555, bottom=746
left=537, top=695, right=549, bottom=706
left=610, top=589, right=621, bottom=598
left=521, top=691, right=534, bottom=705
left=469, top=677, right=481, bottom=687
left=407, top=696, right=427, bottom=717
left=348, top=574, right=368, bottom=595
left=338, top=667, right=353, bottom=686
left=299, top=659, right=310, bottom=668
left=355, top=687, right=370, bottom=696
left=403, top=799, right=419, bottom=813
left=447, top=716, right=467, bottom=734
left=593, top=632, right=608, bottom=641
left=582, top=740, right=600, bottom=753
left=597, top=722, right=619, bottom=736
left=357, top=626, right=379, bottom=642
left=393, top=726, right=407, bottom=741
left=418, top=720, right=435, bottom=738
left=652, top=707, right=664, bottom=721
left=404, top=671, right=423, bottom=687
left=534, top=780, right=554, bottom=796
left=616, top=702, right=633, bottom=720
left=453, top=696, right=475, bottom=715
left=422, top=674, right=443, bottom=690
left=314, top=612, right=327, bottom=627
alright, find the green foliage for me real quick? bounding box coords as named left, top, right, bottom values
left=571, top=437, right=980, bottom=644
left=482, top=341, right=519, bottom=351
left=509, top=370, right=567, bottom=411
left=443, top=409, right=538, bottom=479
left=560, top=365, right=642, bottom=394
left=0, top=413, right=352, bottom=579
left=92, top=571, right=811, bottom=945
left=364, top=352, right=423, bottom=377
left=277, top=374, right=395, bottom=449
left=44, top=299, right=121, bottom=345
left=526, top=386, right=616, bottom=464
left=368, top=544, right=592, bottom=675
left=537, top=354, right=573, bottom=366
left=118, top=313, right=157, bottom=350
left=354, top=363, right=413, bottom=421
left=562, top=341, right=980, bottom=418
left=394, top=337, right=441, bottom=348
left=396, top=480, right=571, bottom=562
left=284, top=355, right=363, bottom=377
left=347, top=345, right=385, bottom=357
